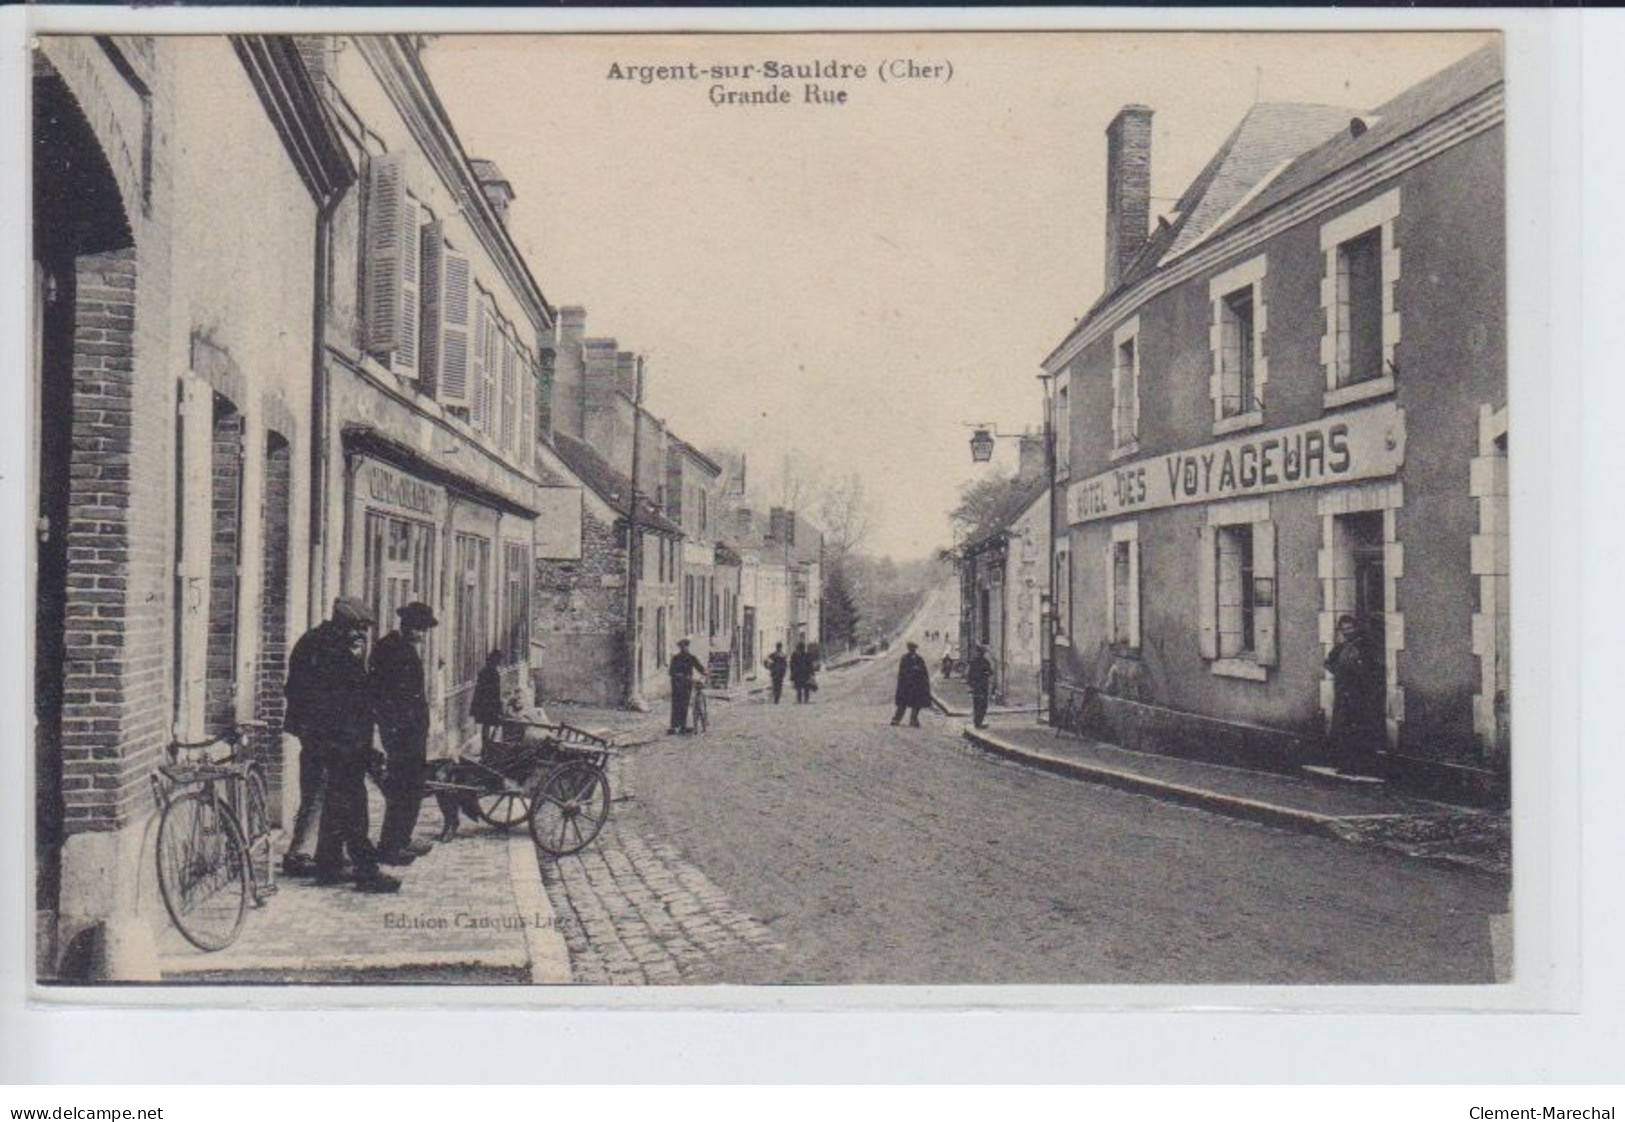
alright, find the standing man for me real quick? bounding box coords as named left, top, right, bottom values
left=281, top=597, right=371, bottom=877
left=1325, top=614, right=1386, bottom=776
left=668, top=637, right=706, bottom=735
left=789, top=640, right=815, bottom=704
left=371, top=601, right=440, bottom=865
left=891, top=641, right=933, bottom=727
left=302, top=598, right=398, bottom=893
left=966, top=643, right=995, bottom=730
left=763, top=642, right=788, bottom=704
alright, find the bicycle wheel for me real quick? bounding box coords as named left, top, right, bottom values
left=155, top=790, right=249, bottom=952
left=244, top=765, right=273, bottom=893
left=527, top=761, right=611, bottom=857
left=476, top=788, right=531, bottom=830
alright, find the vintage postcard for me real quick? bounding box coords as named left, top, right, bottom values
left=25, top=23, right=1523, bottom=997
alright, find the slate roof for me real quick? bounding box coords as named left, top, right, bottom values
left=1051, top=43, right=1503, bottom=364
left=960, top=481, right=1049, bottom=557
left=549, top=432, right=683, bottom=536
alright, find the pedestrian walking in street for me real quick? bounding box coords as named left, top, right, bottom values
left=1325, top=614, right=1386, bottom=777
left=370, top=601, right=440, bottom=867
left=668, top=637, right=706, bottom=734
left=966, top=644, right=995, bottom=729
left=940, top=642, right=956, bottom=681
left=789, top=640, right=817, bottom=704
left=471, top=648, right=506, bottom=749
left=280, top=597, right=372, bottom=877
left=891, top=641, right=933, bottom=727
left=297, top=598, right=398, bottom=893
left=764, top=642, right=788, bottom=704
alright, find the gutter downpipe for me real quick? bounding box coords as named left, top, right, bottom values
left=308, top=186, right=344, bottom=628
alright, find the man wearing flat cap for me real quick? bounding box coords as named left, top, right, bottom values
left=667, top=637, right=706, bottom=735
left=281, top=597, right=378, bottom=878
left=371, top=600, right=440, bottom=865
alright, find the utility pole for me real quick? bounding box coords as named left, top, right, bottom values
left=624, top=355, right=646, bottom=711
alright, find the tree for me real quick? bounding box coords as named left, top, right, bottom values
left=818, top=470, right=871, bottom=567
left=950, top=470, right=1043, bottom=544
left=822, top=561, right=862, bottom=648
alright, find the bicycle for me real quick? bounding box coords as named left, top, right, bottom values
left=149, top=719, right=276, bottom=952
left=1052, top=683, right=1100, bottom=740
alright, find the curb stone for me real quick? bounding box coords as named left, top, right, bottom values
left=508, top=830, right=573, bottom=983
left=962, top=726, right=1510, bottom=885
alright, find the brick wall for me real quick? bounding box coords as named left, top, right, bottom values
left=533, top=503, right=627, bottom=705
left=205, top=404, right=244, bottom=733
left=59, top=246, right=170, bottom=835
left=255, top=433, right=292, bottom=817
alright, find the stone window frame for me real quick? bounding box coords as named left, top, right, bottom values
left=1316, top=480, right=1406, bottom=747
left=1110, top=317, right=1141, bottom=461
left=1470, top=403, right=1510, bottom=758
left=1105, top=520, right=1140, bottom=652
left=1318, top=188, right=1402, bottom=409
left=1200, top=497, right=1277, bottom=682
left=1207, top=253, right=1269, bottom=436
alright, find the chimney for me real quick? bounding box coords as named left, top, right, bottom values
left=469, top=158, right=516, bottom=225
left=770, top=507, right=797, bottom=547
left=582, top=337, right=622, bottom=467
left=549, top=306, right=588, bottom=440
left=615, top=351, right=638, bottom=401
left=735, top=506, right=755, bottom=539
left=1104, top=105, right=1154, bottom=293
left=1017, top=432, right=1047, bottom=487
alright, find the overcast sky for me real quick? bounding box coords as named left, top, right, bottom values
left=426, top=31, right=1492, bottom=560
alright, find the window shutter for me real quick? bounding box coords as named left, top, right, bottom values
left=1253, top=519, right=1278, bottom=666
left=481, top=309, right=498, bottom=437
left=518, top=348, right=535, bottom=468
left=438, top=248, right=473, bottom=409
left=1127, top=536, right=1141, bottom=649
left=418, top=223, right=444, bottom=398
left=395, top=196, right=422, bottom=380
left=501, top=337, right=516, bottom=452
left=365, top=153, right=405, bottom=357
left=471, top=300, right=488, bottom=430
left=1104, top=543, right=1116, bottom=648
left=1198, top=525, right=1217, bottom=659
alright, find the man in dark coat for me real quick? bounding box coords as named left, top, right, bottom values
left=891, top=641, right=933, bottom=727
left=1325, top=614, right=1386, bottom=776
left=296, top=597, right=398, bottom=892
left=371, top=601, right=439, bottom=865
left=668, top=638, right=706, bottom=734
left=789, top=640, right=816, bottom=704
left=763, top=643, right=788, bottom=704
left=281, top=597, right=373, bottom=877
left=966, top=644, right=996, bottom=729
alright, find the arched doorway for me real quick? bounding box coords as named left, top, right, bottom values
left=31, top=51, right=137, bottom=944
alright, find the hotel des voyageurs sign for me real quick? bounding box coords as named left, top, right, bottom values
left=1065, top=400, right=1406, bottom=525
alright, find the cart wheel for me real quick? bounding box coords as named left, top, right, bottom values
left=476, top=790, right=531, bottom=831
left=528, top=761, right=611, bottom=857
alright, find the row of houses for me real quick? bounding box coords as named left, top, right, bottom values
left=969, top=44, right=1508, bottom=800
left=29, top=32, right=821, bottom=980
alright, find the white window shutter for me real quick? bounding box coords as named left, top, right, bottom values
left=1254, top=519, right=1278, bottom=666
left=501, top=338, right=516, bottom=452
left=438, top=248, right=473, bottom=409
left=482, top=309, right=498, bottom=436
left=1127, top=536, right=1141, bottom=649
left=1198, top=525, right=1217, bottom=659
left=395, top=196, right=422, bottom=380
left=1104, top=543, right=1116, bottom=648
left=365, top=153, right=405, bottom=357
left=519, top=348, right=535, bottom=468
left=418, top=223, right=444, bottom=398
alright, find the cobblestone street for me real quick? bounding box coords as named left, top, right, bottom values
left=536, top=624, right=1508, bottom=986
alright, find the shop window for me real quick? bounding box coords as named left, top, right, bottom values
left=1200, top=502, right=1276, bottom=678
left=1105, top=522, right=1139, bottom=650
left=453, top=532, right=491, bottom=689
left=501, top=540, right=530, bottom=666
left=363, top=511, right=437, bottom=689
left=1319, top=189, right=1400, bottom=406
left=1112, top=318, right=1140, bottom=457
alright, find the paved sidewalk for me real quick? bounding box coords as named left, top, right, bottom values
left=158, top=785, right=569, bottom=983
left=930, top=674, right=1036, bottom=719
left=964, top=720, right=1510, bottom=879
